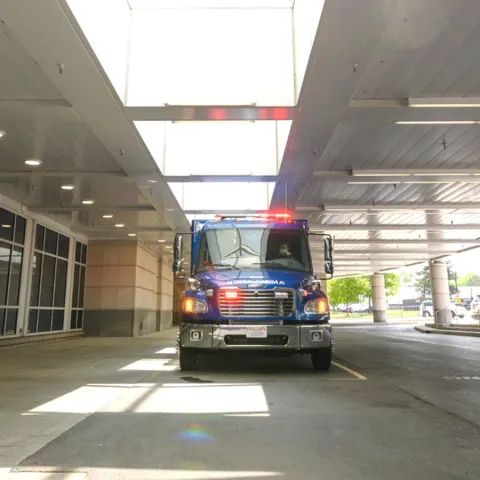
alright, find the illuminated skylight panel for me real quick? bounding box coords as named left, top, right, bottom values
left=127, top=8, right=294, bottom=106
left=168, top=182, right=275, bottom=211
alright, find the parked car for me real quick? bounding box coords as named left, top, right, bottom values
left=470, top=296, right=480, bottom=318
left=420, top=300, right=466, bottom=319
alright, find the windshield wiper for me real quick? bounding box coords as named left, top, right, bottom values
left=252, top=262, right=306, bottom=272
left=252, top=262, right=289, bottom=269
left=213, top=263, right=240, bottom=270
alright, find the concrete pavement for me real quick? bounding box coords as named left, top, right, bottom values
left=1, top=326, right=480, bottom=479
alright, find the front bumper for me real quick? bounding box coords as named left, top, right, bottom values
left=180, top=323, right=332, bottom=350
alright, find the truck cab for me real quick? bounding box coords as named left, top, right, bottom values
left=172, top=213, right=334, bottom=371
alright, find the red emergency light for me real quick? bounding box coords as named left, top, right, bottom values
left=214, top=212, right=292, bottom=222
left=224, top=290, right=239, bottom=300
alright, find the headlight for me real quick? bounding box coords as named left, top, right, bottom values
left=182, top=297, right=208, bottom=314
left=305, top=298, right=329, bottom=314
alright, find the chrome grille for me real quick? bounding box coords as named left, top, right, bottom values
left=218, top=289, right=295, bottom=317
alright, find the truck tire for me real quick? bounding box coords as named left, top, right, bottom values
left=311, top=346, right=332, bottom=371
left=179, top=345, right=198, bottom=371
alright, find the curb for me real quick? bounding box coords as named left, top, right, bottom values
left=415, top=325, right=480, bottom=338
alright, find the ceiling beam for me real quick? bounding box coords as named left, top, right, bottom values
left=345, top=101, right=480, bottom=123
left=164, top=175, right=278, bottom=183
left=29, top=205, right=156, bottom=212
left=0, top=170, right=127, bottom=178
left=333, top=249, right=458, bottom=255
left=81, top=226, right=170, bottom=233
left=298, top=204, right=480, bottom=213
left=310, top=224, right=480, bottom=231
left=314, top=239, right=480, bottom=245
left=125, top=106, right=296, bottom=122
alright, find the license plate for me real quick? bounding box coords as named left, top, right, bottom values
left=246, top=326, right=267, bottom=338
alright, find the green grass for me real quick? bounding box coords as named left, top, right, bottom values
left=330, top=309, right=420, bottom=320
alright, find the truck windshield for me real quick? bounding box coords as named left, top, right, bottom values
left=196, top=228, right=312, bottom=273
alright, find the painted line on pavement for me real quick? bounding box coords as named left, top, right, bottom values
left=332, top=361, right=367, bottom=380
left=366, top=332, right=480, bottom=351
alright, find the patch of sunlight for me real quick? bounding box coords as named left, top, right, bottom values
left=224, top=413, right=271, bottom=417
left=120, top=358, right=177, bottom=372
left=46, top=468, right=284, bottom=479
left=4, top=473, right=86, bottom=479
left=131, top=383, right=269, bottom=414
left=27, top=385, right=130, bottom=414
left=156, top=347, right=177, bottom=355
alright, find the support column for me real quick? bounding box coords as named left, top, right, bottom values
left=430, top=261, right=452, bottom=325
left=372, top=273, right=387, bottom=323
left=84, top=241, right=173, bottom=337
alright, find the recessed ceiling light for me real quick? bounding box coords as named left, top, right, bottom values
left=61, top=185, right=75, bottom=191
left=128, top=233, right=137, bottom=237
left=147, top=179, right=158, bottom=183
left=115, top=223, right=125, bottom=228
left=1, top=224, right=11, bottom=228
left=82, top=199, right=95, bottom=205
left=158, top=239, right=166, bottom=243
left=0, top=131, right=5, bottom=138
left=25, top=159, right=42, bottom=166
left=102, top=214, right=114, bottom=219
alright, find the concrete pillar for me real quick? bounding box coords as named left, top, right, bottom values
left=372, top=273, right=387, bottom=323
left=430, top=261, right=452, bottom=325
left=83, top=241, right=173, bottom=336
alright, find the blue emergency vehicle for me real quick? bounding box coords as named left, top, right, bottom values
left=172, top=213, right=334, bottom=371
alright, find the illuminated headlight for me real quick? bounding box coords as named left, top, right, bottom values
left=182, top=297, right=208, bottom=314
left=304, top=298, right=329, bottom=315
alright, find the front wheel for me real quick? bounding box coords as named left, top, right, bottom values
left=311, top=346, right=332, bottom=371
left=179, top=345, right=198, bottom=371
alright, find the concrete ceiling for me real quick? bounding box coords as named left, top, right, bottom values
left=271, top=0, right=480, bottom=276
left=1, top=0, right=480, bottom=275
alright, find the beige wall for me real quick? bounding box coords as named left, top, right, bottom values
left=84, top=241, right=174, bottom=336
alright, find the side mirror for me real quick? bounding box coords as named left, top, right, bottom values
left=172, top=234, right=184, bottom=274
left=324, top=236, right=334, bottom=277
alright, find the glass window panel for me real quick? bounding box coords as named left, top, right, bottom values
left=75, top=241, right=82, bottom=263
left=72, top=264, right=80, bottom=308
left=28, top=309, right=38, bottom=333
left=79, top=266, right=86, bottom=308
left=293, top=0, right=325, bottom=101
left=162, top=122, right=278, bottom=176
left=170, top=182, right=275, bottom=211
left=70, top=310, right=77, bottom=330
left=0, top=209, right=14, bottom=241
left=77, top=310, right=83, bottom=330
left=14, top=216, right=26, bottom=245
left=39, top=255, right=55, bottom=307
left=30, top=253, right=42, bottom=306
left=0, top=308, right=5, bottom=336
left=37, top=310, right=52, bottom=332
left=7, top=246, right=23, bottom=306
left=127, top=9, right=294, bottom=106
left=81, top=244, right=88, bottom=265
left=66, top=0, right=131, bottom=100
left=35, top=225, right=45, bottom=251
left=54, top=259, right=68, bottom=307
left=52, top=309, right=64, bottom=332
left=5, top=309, right=17, bottom=336
left=44, top=229, right=58, bottom=256
left=58, top=235, right=70, bottom=259
left=0, top=242, right=11, bottom=305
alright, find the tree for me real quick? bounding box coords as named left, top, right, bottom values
left=328, top=277, right=368, bottom=309
left=458, top=272, right=480, bottom=287
left=402, top=271, right=413, bottom=283
left=414, top=262, right=457, bottom=300
left=361, top=273, right=400, bottom=300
